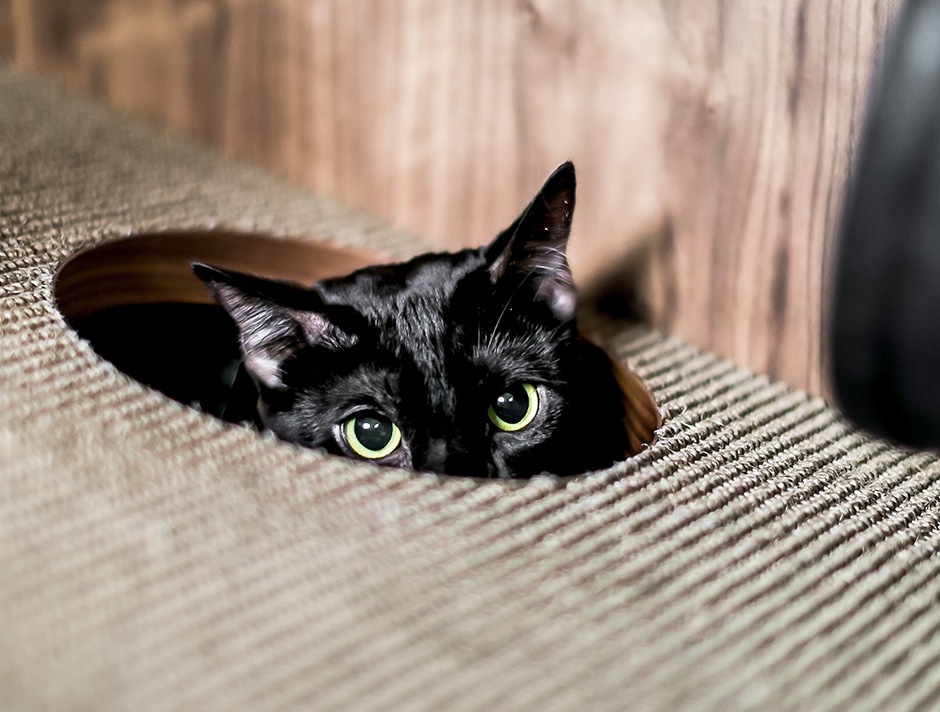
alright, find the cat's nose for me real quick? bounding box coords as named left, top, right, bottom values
left=419, top=439, right=448, bottom=472
left=415, top=438, right=485, bottom=477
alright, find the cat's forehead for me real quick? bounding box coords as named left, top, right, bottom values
left=318, top=248, right=485, bottom=312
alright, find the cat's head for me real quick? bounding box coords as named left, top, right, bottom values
left=194, top=162, right=631, bottom=477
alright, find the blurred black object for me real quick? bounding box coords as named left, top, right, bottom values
left=831, top=0, right=940, bottom=448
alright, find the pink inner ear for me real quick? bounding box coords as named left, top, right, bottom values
left=487, top=250, right=509, bottom=283
left=291, top=310, right=333, bottom=345
left=523, top=244, right=576, bottom=321
left=244, top=351, right=286, bottom=390
left=542, top=283, right=577, bottom=322
left=289, top=309, right=358, bottom=350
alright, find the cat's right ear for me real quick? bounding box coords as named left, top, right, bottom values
left=192, top=263, right=353, bottom=389
left=485, top=162, right=577, bottom=322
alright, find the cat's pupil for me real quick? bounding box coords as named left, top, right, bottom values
left=355, top=416, right=394, bottom=450
left=493, top=385, right=529, bottom=425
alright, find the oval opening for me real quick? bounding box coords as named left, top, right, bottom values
left=55, top=231, right=660, bottom=474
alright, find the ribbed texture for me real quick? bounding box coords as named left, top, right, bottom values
left=1, top=66, right=939, bottom=712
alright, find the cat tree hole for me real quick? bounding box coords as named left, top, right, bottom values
left=55, top=232, right=381, bottom=421
left=54, top=231, right=660, bottom=473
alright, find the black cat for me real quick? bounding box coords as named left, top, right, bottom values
left=194, top=162, right=631, bottom=477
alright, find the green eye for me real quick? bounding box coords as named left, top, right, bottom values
left=488, top=382, right=539, bottom=432
left=343, top=414, right=402, bottom=459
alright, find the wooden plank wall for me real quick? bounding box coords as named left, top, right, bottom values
left=0, top=0, right=11, bottom=61
left=0, top=0, right=901, bottom=397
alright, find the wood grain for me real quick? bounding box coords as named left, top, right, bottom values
left=0, top=0, right=902, bottom=397
left=0, top=0, right=11, bottom=61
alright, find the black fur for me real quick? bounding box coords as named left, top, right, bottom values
left=194, top=163, right=630, bottom=478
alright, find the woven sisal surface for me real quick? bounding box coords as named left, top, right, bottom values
left=2, top=66, right=940, bottom=712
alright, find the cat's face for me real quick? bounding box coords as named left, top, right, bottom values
left=195, top=163, right=630, bottom=478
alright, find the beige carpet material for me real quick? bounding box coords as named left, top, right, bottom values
left=2, top=66, right=940, bottom=712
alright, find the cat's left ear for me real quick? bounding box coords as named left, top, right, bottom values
left=485, top=161, right=577, bottom=322
left=192, top=263, right=353, bottom=390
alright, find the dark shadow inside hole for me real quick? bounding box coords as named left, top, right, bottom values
left=70, top=303, right=261, bottom=426
left=55, top=231, right=387, bottom=428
